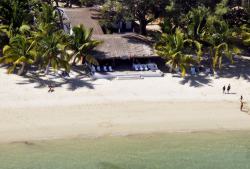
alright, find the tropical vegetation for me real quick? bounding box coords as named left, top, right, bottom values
left=156, top=0, right=248, bottom=76
left=0, top=0, right=249, bottom=78
left=0, top=0, right=101, bottom=76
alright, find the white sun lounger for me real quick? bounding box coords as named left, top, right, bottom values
left=205, top=68, right=211, bottom=74
left=139, top=64, right=144, bottom=71
left=103, top=66, right=108, bottom=72
left=96, top=66, right=101, bottom=72
left=191, top=67, right=196, bottom=75
left=133, top=64, right=139, bottom=71
left=143, top=64, right=149, bottom=71
left=108, top=66, right=113, bottom=72
left=148, top=63, right=159, bottom=71
left=91, top=65, right=96, bottom=72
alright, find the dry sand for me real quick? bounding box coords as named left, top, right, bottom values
left=0, top=67, right=250, bottom=143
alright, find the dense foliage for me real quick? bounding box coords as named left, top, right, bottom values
left=1, top=0, right=249, bottom=77
left=156, top=0, right=249, bottom=75
left=0, top=0, right=101, bottom=76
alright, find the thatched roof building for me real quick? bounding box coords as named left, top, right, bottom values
left=63, top=8, right=157, bottom=60
left=92, top=34, right=157, bottom=60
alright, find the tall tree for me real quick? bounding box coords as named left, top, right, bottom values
left=69, top=24, right=102, bottom=65
left=155, top=28, right=202, bottom=76
left=123, top=0, right=166, bottom=35
left=0, top=0, right=33, bottom=36
left=0, top=34, right=36, bottom=75
left=33, top=24, right=71, bottom=74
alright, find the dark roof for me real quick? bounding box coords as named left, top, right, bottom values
left=92, top=33, right=157, bottom=60
left=63, top=8, right=103, bottom=35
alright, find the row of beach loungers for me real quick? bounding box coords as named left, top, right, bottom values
left=91, top=65, right=113, bottom=72
left=133, top=63, right=159, bottom=71
left=190, top=67, right=212, bottom=75
left=175, top=67, right=212, bottom=75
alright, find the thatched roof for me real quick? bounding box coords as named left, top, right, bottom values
left=63, top=8, right=103, bottom=35
left=92, top=34, right=157, bottom=60
left=62, top=8, right=156, bottom=60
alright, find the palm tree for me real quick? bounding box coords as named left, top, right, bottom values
left=241, top=24, right=250, bottom=46
left=205, top=16, right=236, bottom=70
left=33, top=24, right=71, bottom=74
left=69, top=24, right=102, bottom=66
left=186, top=4, right=239, bottom=71
left=36, top=3, right=59, bottom=27
left=186, top=6, right=209, bottom=42
left=0, top=24, right=10, bottom=48
left=36, top=2, right=64, bottom=31
left=155, top=28, right=202, bottom=76
left=0, top=0, right=33, bottom=36
left=0, top=34, right=36, bottom=75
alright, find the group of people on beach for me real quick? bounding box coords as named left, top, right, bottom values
left=222, top=84, right=247, bottom=112
left=222, top=84, right=231, bottom=94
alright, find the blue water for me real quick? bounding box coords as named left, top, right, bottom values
left=0, top=131, right=250, bottom=169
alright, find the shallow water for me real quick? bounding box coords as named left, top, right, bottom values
left=0, top=131, right=250, bottom=169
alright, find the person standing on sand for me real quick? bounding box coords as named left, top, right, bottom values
left=241, top=101, right=244, bottom=111
left=223, top=86, right=226, bottom=94
left=227, top=84, right=231, bottom=94
left=240, top=95, right=243, bottom=102
left=48, top=84, right=54, bottom=93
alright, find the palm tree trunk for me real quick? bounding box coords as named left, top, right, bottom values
left=18, top=63, right=26, bottom=76
left=45, top=61, right=50, bottom=75
left=210, top=47, right=216, bottom=75
left=139, top=19, right=147, bottom=35
left=55, top=0, right=59, bottom=7
left=56, top=8, right=64, bottom=30
left=72, top=56, right=77, bottom=66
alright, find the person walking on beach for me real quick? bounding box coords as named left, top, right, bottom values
left=48, top=84, right=54, bottom=93
left=241, top=100, right=244, bottom=111
left=240, top=95, right=243, bottom=102
left=223, top=86, right=226, bottom=94
left=227, top=84, right=231, bottom=94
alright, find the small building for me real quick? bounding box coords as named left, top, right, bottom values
left=63, top=8, right=163, bottom=72
left=91, top=33, right=161, bottom=70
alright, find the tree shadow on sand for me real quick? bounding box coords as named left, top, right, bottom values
left=179, top=74, right=213, bottom=87
left=179, top=56, right=250, bottom=87
left=15, top=66, right=96, bottom=91
left=215, top=56, right=250, bottom=82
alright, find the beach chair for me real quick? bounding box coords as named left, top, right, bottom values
left=139, top=64, right=144, bottom=71
left=108, top=66, right=113, bottom=72
left=175, top=67, right=180, bottom=73
left=205, top=68, right=211, bottom=74
left=133, top=64, right=139, bottom=71
left=143, top=64, right=149, bottom=71
left=96, top=66, right=101, bottom=72
left=147, top=63, right=159, bottom=71
left=91, top=65, right=96, bottom=72
left=103, top=66, right=108, bottom=72
left=191, top=67, right=196, bottom=75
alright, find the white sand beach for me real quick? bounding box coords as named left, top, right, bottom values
left=0, top=65, right=250, bottom=143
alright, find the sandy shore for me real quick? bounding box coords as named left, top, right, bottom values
left=0, top=66, right=250, bottom=143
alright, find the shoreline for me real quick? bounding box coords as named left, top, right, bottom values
left=1, top=101, right=250, bottom=143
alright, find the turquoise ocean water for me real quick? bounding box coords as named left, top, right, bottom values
left=0, top=131, right=250, bottom=169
